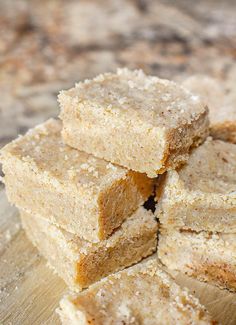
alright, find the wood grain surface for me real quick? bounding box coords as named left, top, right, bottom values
left=0, top=189, right=66, bottom=325
left=0, top=189, right=236, bottom=325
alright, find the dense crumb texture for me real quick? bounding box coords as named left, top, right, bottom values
left=183, top=75, right=236, bottom=143
left=21, top=207, right=158, bottom=291
left=0, top=119, right=154, bottom=242
left=58, top=258, right=214, bottom=325
left=156, top=138, right=236, bottom=233
left=159, top=229, right=236, bottom=292
left=58, top=68, right=209, bottom=177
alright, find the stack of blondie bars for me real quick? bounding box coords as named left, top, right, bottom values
left=2, top=68, right=234, bottom=324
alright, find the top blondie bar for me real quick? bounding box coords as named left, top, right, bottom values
left=58, top=68, right=209, bottom=177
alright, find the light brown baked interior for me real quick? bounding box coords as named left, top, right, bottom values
left=21, top=207, right=158, bottom=291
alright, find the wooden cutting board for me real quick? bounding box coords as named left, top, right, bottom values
left=0, top=188, right=236, bottom=325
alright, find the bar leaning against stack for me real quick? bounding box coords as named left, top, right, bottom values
left=58, top=257, right=214, bottom=325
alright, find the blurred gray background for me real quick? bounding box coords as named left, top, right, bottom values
left=0, top=0, right=236, bottom=149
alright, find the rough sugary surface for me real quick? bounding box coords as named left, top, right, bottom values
left=183, top=75, right=236, bottom=143
left=58, top=257, right=215, bottom=325
left=0, top=119, right=154, bottom=242
left=159, top=228, right=236, bottom=292
left=58, top=68, right=209, bottom=177
left=21, top=207, right=158, bottom=291
left=156, top=137, right=236, bottom=233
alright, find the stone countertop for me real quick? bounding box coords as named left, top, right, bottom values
left=0, top=0, right=235, bottom=150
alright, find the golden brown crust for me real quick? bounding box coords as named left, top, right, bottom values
left=155, top=173, right=167, bottom=202
left=158, top=107, right=209, bottom=174
left=189, top=262, right=236, bottom=292
left=210, top=120, right=236, bottom=144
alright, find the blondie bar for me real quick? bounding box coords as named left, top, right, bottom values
left=183, top=75, right=236, bottom=143
left=58, top=257, right=214, bottom=325
left=156, top=137, right=236, bottom=233
left=159, top=228, right=236, bottom=292
left=58, top=68, right=209, bottom=177
left=21, top=207, right=158, bottom=291
left=0, top=119, right=154, bottom=242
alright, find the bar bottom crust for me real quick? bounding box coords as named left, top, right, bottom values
left=211, top=121, right=236, bottom=144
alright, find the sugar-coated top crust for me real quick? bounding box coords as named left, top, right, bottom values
left=59, top=68, right=207, bottom=129
left=0, top=119, right=127, bottom=192
left=178, top=137, right=236, bottom=194
left=59, top=258, right=214, bottom=324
